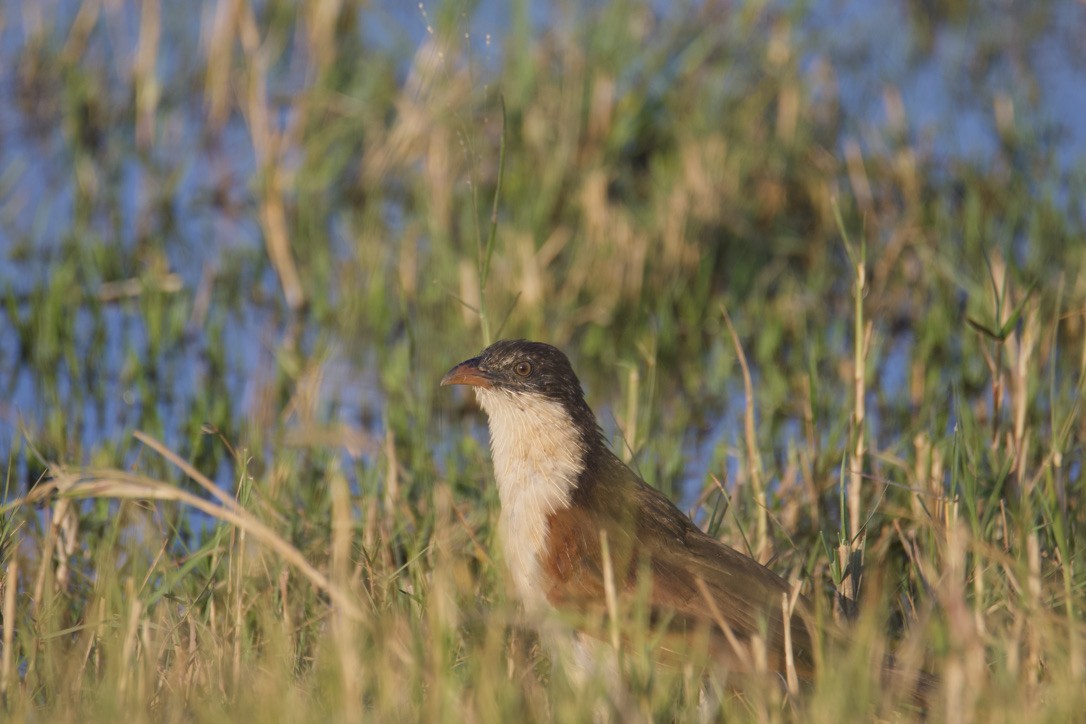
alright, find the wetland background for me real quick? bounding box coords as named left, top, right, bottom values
left=1, top=0, right=1085, bottom=720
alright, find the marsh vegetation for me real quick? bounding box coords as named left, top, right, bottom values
left=1, top=0, right=1084, bottom=720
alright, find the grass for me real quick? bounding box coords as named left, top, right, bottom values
left=2, top=0, right=1085, bottom=720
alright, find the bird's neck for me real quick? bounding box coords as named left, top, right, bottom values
left=475, top=387, right=590, bottom=612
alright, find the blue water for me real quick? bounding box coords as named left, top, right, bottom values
left=1, top=0, right=1083, bottom=499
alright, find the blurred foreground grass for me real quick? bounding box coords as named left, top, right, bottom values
left=1, top=0, right=1085, bottom=720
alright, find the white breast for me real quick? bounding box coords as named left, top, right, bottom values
left=474, top=387, right=585, bottom=616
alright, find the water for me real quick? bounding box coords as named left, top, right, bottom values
left=1, top=0, right=1083, bottom=499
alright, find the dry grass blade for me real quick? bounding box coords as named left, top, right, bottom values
left=12, top=469, right=367, bottom=622
left=1, top=559, right=16, bottom=696
left=133, top=430, right=239, bottom=510
left=720, top=303, right=767, bottom=562
left=694, top=575, right=754, bottom=672
left=782, top=583, right=802, bottom=695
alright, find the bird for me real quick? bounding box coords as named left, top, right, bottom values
left=440, top=339, right=819, bottom=686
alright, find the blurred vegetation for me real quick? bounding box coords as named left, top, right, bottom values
left=0, top=0, right=1084, bottom=720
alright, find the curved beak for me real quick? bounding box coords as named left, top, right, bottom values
left=440, top=356, right=494, bottom=389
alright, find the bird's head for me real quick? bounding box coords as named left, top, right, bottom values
left=441, top=339, right=603, bottom=451
left=441, top=339, right=581, bottom=400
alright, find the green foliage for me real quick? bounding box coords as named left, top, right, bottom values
left=1, top=0, right=1084, bottom=721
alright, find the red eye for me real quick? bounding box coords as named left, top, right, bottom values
left=514, top=361, right=532, bottom=377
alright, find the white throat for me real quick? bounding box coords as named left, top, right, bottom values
left=475, top=387, right=585, bottom=613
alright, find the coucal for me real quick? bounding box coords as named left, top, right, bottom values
left=441, top=339, right=820, bottom=686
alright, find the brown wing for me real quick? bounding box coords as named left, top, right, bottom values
left=542, top=453, right=816, bottom=678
